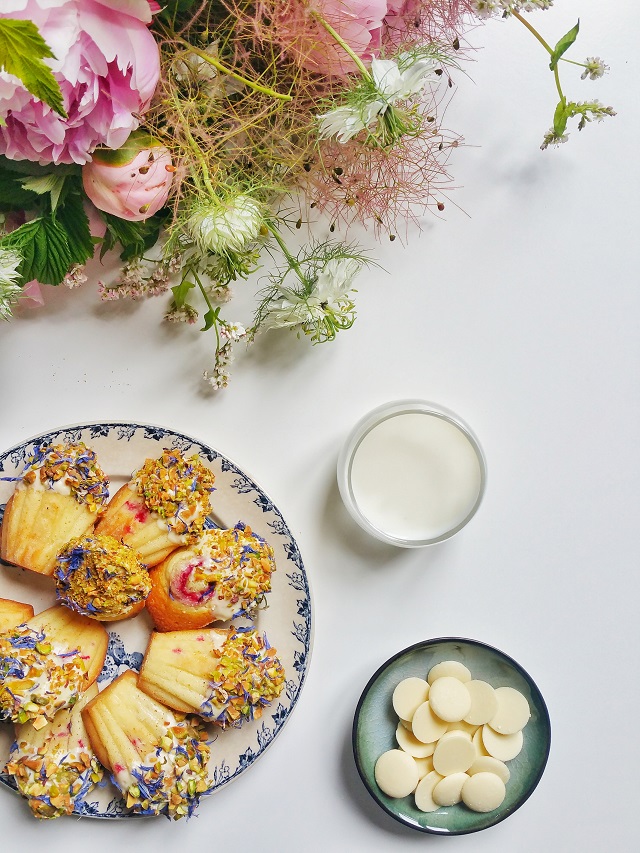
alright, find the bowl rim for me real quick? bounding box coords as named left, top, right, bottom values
left=351, top=636, right=551, bottom=836
left=336, top=400, right=487, bottom=548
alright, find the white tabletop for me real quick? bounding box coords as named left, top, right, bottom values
left=0, top=2, right=638, bottom=850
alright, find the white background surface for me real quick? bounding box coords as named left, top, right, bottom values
left=0, top=2, right=638, bottom=850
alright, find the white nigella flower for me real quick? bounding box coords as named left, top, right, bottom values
left=0, top=247, right=23, bottom=320
left=263, top=257, right=361, bottom=338
left=188, top=195, right=263, bottom=255
left=317, top=55, right=437, bottom=144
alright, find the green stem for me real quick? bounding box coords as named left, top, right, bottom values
left=308, top=9, right=372, bottom=80
left=266, top=223, right=307, bottom=285
left=177, top=41, right=292, bottom=102
left=511, top=10, right=565, bottom=103
left=193, top=267, right=220, bottom=344
left=170, top=92, right=216, bottom=195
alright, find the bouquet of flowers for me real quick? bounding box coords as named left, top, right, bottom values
left=0, top=1, right=614, bottom=388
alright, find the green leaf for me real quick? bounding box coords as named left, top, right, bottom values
left=0, top=19, right=66, bottom=117
left=0, top=216, right=72, bottom=285
left=102, top=211, right=166, bottom=262
left=553, top=100, right=570, bottom=136
left=201, top=307, right=217, bottom=332
left=549, top=20, right=580, bottom=71
left=91, top=130, right=160, bottom=168
left=56, top=190, right=93, bottom=267
left=171, top=278, right=195, bottom=308
left=21, top=173, right=67, bottom=211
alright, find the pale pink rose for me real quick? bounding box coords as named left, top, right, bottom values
left=82, top=136, right=174, bottom=221
left=0, top=0, right=160, bottom=165
left=296, top=0, right=390, bottom=77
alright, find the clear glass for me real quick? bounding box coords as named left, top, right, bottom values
left=337, top=400, right=487, bottom=548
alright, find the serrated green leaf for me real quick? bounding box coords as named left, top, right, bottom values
left=102, top=211, right=166, bottom=261
left=201, top=307, right=217, bottom=332
left=171, top=278, right=195, bottom=308
left=549, top=20, right=580, bottom=71
left=21, top=174, right=67, bottom=211
left=56, top=190, right=94, bottom=267
left=0, top=215, right=72, bottom=285
left=0, top=19, right=66, bottom=117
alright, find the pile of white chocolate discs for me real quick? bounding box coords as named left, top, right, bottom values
left=374, top=660, right=531, bottom=813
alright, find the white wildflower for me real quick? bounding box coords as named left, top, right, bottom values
left=188, top=195, right=263, bottom=255
left=317, top=101, right=385, bottom=144
left=0, top=247, right=23, bottom=320
left=371, top=57, right=437, bottom=100
left=220, top=321, right=246, bottom=342
left=581, top=57, right=609, bottom=81
left=540, top=127, right=569, bottom=150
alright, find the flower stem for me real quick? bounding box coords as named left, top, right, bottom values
left=177, top=41, right=292, bottom=101
left=307, top=9, right=373, bottom=80
left=511, top=10, right=565, bottom=103
left=192, top=267, right=220, bottom=345
left=266, top=223, right=307, bottom=285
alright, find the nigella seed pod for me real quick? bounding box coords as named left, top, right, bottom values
left=82, top=131, right=174, bottom=222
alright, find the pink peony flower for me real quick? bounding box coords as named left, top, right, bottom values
left=297, top=1, right=391, bottom=77
left=82, top=132, right=174, bottom=221
left=0, top=0, right=160, bottom=165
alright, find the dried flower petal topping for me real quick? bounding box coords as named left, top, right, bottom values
left=115, top=714, right=211, bottom=819
left=0, top=626, right=86, bottom=728
left=14, top=442, right=109, bottom=512
left=6, top=737, right=103, bottom=819
left=170, top=523, right=275, bottom=619
left=55, top=534, right=152, bottom=620
left=201, top=627, right=285, bottom=727
left=132, top=449, right=216, bottom=544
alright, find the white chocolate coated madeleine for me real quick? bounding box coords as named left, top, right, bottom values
left=0, top=442, right=109, bottom=576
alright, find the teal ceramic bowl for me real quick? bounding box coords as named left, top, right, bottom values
left=352, top=638, right=551, bottom=835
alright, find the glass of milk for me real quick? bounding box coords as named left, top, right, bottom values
left=337, top=401, right=486, bottom=547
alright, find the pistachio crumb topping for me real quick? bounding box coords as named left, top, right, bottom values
left=55, top=534, right=151, bottom=619
left=116, top=713, right=211, bottom=819
left=201, top=628, right=285, bottom=727
left=6, top=740, right=103, bottom=819
left=171, top=523, right=275, bottom=617
left=17, top=442, right=109, bottom=512
left=132, top=449, right=216, bottom=544
left=0, top=627, right=87, bottom=727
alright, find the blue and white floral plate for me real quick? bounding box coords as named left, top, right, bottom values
left=0, top=422, right=312, bottom=819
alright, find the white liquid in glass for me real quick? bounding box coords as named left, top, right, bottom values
left=349, top=413, right=482, bottom=542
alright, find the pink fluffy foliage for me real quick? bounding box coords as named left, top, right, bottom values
left=0, top=0, right=160, bottom=166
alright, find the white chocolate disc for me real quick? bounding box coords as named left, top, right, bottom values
left=399, top=717, right=413, bottom=731
left=432, top=772, right=470, bottom=807
left=411, top=701, right=448, bottom=744
left=461, top=772, right=506, bottom=813
left=428, top=676, right=472, bottom=723
left=414, top=770, right=444, bottom=812
left=427, top=660, right=472, bottom=684
left=464, top=680, right=498, bottom=726
left=374, top=749, right=420, bottom=798
left=432, top=731, right=475, bottom=776
left=447, top=719, right=479, bottom=737
left=489, top=686, right=530, bottom=734
left=482, top=725, right=524, bottom=762
left=473, top=727, right=489, bottom=758
left=468, top=756, right=511, bottom=784
left=414, top=755, right=434, bottom=779
left=396, top=722, right=436, bottom=758
left=392, top=677, right=430, bottom=722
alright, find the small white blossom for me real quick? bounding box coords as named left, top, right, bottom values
left=540, top=127, right=569, bottom=150
left=63, top=264, right=88, bottom=289
left=220, top=321, right=246, bottom=342
left=0, top=247, right=23, bottom=320
left=581, top=57, right=609, bottom=81
left=188, top=195, right=263, bottom=255
left=371, top=57, right=437, bottom=101
left=471, top=0, right=553, bottom=16
left=317, top=101, right=384, bottom=144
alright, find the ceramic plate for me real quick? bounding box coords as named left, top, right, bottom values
left=353, top=638, right=550, bottom=835
left=0, top=422, right=312, bottom=819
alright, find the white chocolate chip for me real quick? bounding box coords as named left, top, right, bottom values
left=481, top=725, right=524, bottom=762
left=413, top=755, right=434, bottom=779
left=392, top=677, right=430, bottom=722
left=374, top=749, right=420, bottom=798
left=473, top=727, right=490, bottom=758
left=427, top=660, right=472, bottom=684
left=396, top=722, right=436, bottom=758
left=461, top=772, right=506, bottom=812
left=411, top=701, right=448, bottom=744
left=468, top=756, right=511, bottom=784
left=464, top=680, right=498, bottom=726
left=489, top=686, right=530, bottom=735
left=432, top=772, right=470, bottom=807
left=414, top=770, right=444, bottom=812
left=428, top=676, right=472, bottom=723
left=447, top=719, right=479, bottom=737
left=432, top=731, right=476, bottom=776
